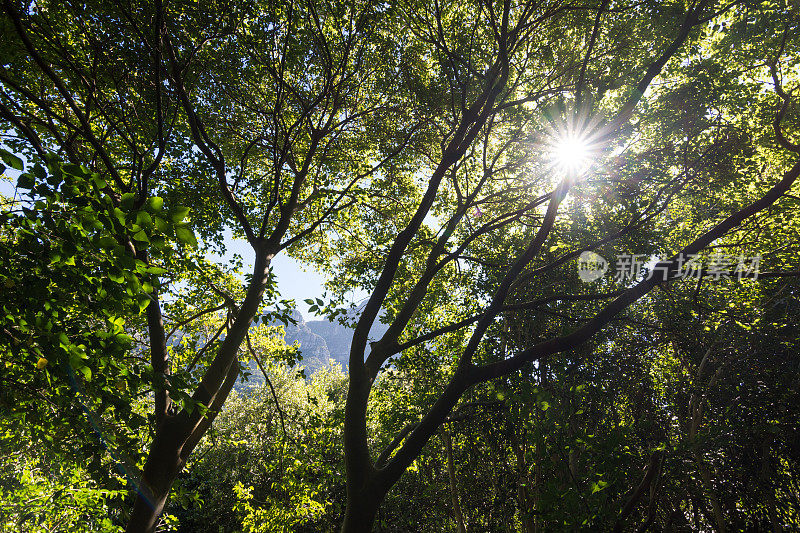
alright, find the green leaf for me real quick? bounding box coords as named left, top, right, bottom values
left=591, top=480, right=609, bottom=494
left=136, top=211, right=153, bottom=229
left=32, top=164, right=46, bottom=180
left=147, top=196, right=164, bottom=211
left=62, top=163, right=87, bottom=177
left=171, top=206, right=190, bottom=223
left=97, top=236, right=117, bottom=250
left=136, top=293, right=151, bottom=312
left=17, top=173, right=35, bottom=190
left=79, top=366, right=92, bottom=381
left=1, top=148, right=23, bottom=171
left=120, top=193, right=136, bottom=209
left=112, top=207, right=126, bottom=225
left=153, top=216, right=168, bottom=232
left=91, top=176, right=107, bottom=189
left=175, top=226, right=197, bottom=248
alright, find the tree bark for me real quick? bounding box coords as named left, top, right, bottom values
left=442, top=425, right=467, bottom=533
left=696, top=460, right=726, bottom=533
left=614, top=451, right=663, bottom=533
left=505, top=415, right=535, bottom=533
left=342, top=357, right=382, bottom=533
left=125, top=417, right=187, bottom=532
left=340, top=483, right=382, bottom=533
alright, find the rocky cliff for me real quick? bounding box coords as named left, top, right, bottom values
left=275, top=308, right=388, bottom=369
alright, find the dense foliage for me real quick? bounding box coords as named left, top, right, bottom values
left=1, top=0, right=799, bottom=531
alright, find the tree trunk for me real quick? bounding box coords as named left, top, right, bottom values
left=123, top=248, right=272, bottom=532
left=760, top=437, right=781, bottom=533
left=125, top=484, right=171, bottom=533
left=125, top=419, right=186, bottom=532
left=342, top=358, right=384, bottom=533
left=505, top=416, right=535, bottom=533
left=442, top=425, right=467, bottom=533
left=340, top=488, right=382, bottom=533
left=696, top=460, right=726, bottom=533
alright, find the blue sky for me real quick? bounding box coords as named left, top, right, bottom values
left=219, top=234, right=327, bottom=319
left=271, top=255, right=326, bottom=316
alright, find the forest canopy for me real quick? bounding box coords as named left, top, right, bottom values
left=1, top=0, right=799, bottom=531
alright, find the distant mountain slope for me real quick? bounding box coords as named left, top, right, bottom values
left=237, top=308, right=388, bottom=390
left=277, top=309, right=389, bottom=369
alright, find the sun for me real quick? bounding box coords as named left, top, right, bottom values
left=537, top=107, right=607, bottom=179
left=550, top=133, right=592, bottom=177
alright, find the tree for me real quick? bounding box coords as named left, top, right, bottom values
left=2, top=0, right=416, bottom=529
left=321, top=0, right=800, bottom=530
left=1, top=0, right=799, bottom=531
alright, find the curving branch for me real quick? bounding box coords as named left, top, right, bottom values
left=2, top=0, right=127, bottom=190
